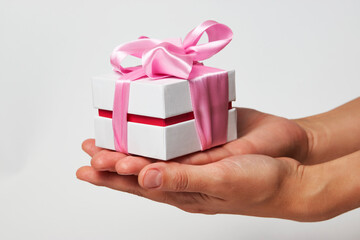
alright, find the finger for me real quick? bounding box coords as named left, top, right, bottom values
left=77, top=166, right=174, bottom=204
left=138, top=161, right=226, bottom=195
left=174, top=138, right=255, bottom=165
left=77, top=166, right=210, bottom=211
left=82, top=139, right=103, bottom=157
left=76, top=166, right=144, bottom=196
left=115, top=156, right=154, bottom=175
left=91, top=150, right=128, bottom=172
left=174, top=146, right=230, bottom=165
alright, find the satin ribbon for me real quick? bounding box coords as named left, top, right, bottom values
left=110, top=20, right=233, bottom=154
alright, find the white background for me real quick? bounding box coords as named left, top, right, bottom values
left=1, top=0, right=359, bottom=239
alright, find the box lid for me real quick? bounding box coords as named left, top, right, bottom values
left=92, top=70, right=236, bottom=118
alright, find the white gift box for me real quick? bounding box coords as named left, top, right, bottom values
left=92, top=70, right=237, bottom=160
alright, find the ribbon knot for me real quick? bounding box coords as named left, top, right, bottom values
left=110, top=20, right=233, bottom=155
left=142, top=42, right=193, bottom=79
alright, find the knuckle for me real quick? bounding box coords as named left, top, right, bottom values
left=171, top=171, right=190, bottom=191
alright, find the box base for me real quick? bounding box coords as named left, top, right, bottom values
left=94, top=108, right=237, bottom=160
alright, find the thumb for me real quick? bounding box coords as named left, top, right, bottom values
left=138, top=161, right=225, bottom=193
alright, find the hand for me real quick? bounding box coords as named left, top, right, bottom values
left=77, top=154, right=309, bottom=221
left=77, top=99, right=360, bottom=221
left=82, top=108, right=311, bottom=175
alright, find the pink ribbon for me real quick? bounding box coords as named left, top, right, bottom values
left=110, top=20, right=233, bottom=154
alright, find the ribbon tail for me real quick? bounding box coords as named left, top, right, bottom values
left=113, top=79, right=131, bottom=154
left=112, top=68, right=146, bottom=154
left=188, top=71, right=229, bottom=150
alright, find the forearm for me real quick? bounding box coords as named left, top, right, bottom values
left=284, top=150, right=360, bottom=221
left=295, top=97, right=360, bottom=164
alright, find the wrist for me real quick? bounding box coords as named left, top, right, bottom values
left=275, top=162, right=334, bottom=222
left=293, top=117, right=325, bottom=164
left=280, top=161, right=357, bottom=222
left=293, top=97, right=360, bottom=163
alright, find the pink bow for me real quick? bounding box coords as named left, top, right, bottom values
left=110, top=20, right=233, bottom=154
left=110, top=20, right=233, bottom=80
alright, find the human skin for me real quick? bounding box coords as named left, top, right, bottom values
left=77, top=97, right=360, bottom=221
left=77, top=150, right=360, bottom=221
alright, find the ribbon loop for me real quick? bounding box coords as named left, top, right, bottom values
left=183, top=20, right=233, bottom=61
left=110, top=37, right=162, bottom=74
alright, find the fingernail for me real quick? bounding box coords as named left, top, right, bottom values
left=144, top=169, right=162, bottom=188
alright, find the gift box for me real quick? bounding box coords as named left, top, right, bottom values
left=92, top=70, right=237, bottom=160
left=91, top=20, right=238, bottom=160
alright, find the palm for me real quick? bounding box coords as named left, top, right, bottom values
left=227, top=108, right=308, bottom=161
left=173, top=154, right=298, bottom=216
left=194, top=154, right=299, bottom=216
left=82, top=108, right=309, bottom=174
